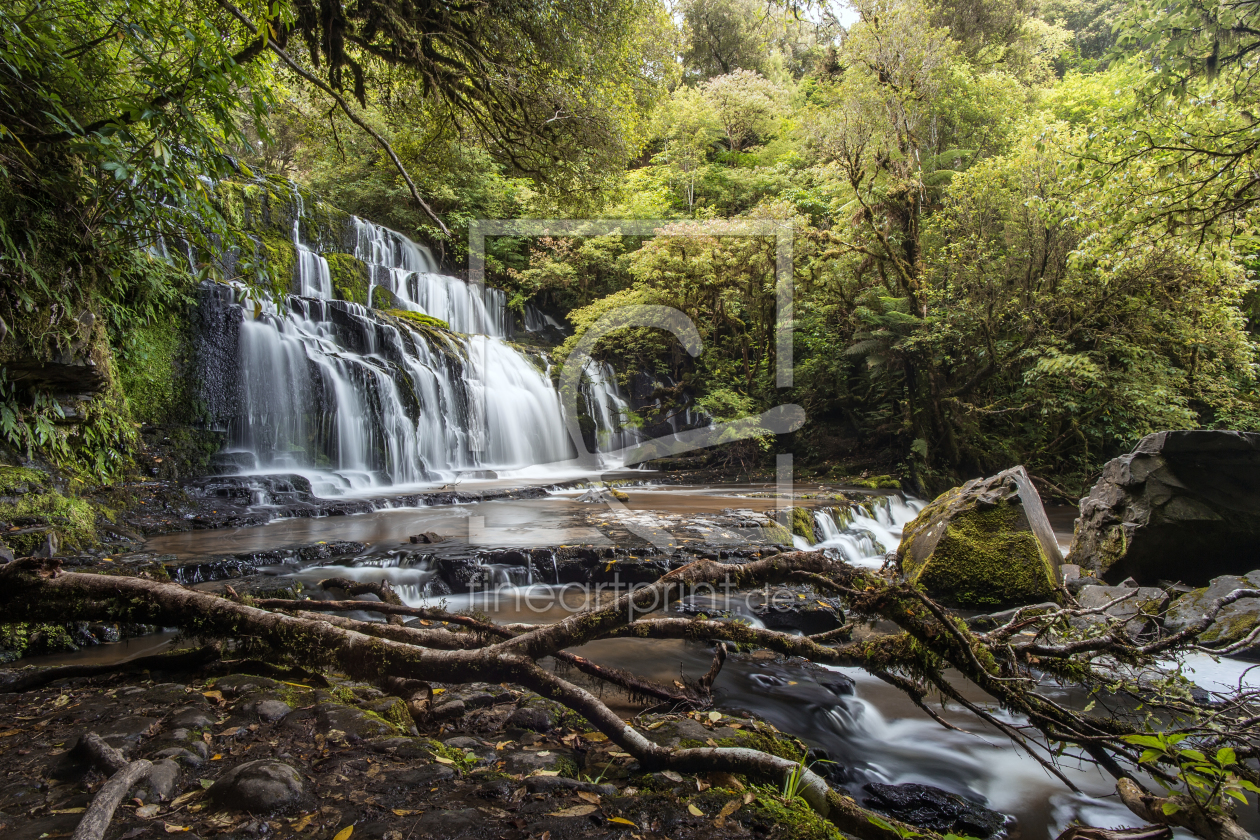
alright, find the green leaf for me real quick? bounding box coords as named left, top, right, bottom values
left=1161, top=802, right=1181, bottom=816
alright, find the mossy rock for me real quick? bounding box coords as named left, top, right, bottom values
left=788, top=507, right=816, bottom=543
left=385, top=309, right=450, bottom=332
left=899, top=466, right=1061, bottom=609
left=326, top=253, right=370, bottom=305
left=761, top=521, right=793, bottom=546
left=0, top=489, right=99, bottom=553
left=0, top=466, right=48, bottom=496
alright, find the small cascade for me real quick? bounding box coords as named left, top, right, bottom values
left=579, top=360, right=642, bottom=461
left=292, top=189, right=333, bottom=299
left=806, top=495, right=926, bottom=567
left=352, top=217, right=509, bottom=335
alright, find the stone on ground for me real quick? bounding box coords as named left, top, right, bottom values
left=207, top=759, right=306, bottom=813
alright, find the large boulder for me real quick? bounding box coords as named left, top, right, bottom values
left=1067, top=431, right=1260, bottom=585
left=898, top=466, right=1062, bottom=609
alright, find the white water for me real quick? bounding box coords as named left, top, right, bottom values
left=208, top=199, right=638, bottom=493
left=796, top=494, right=927, bottom=565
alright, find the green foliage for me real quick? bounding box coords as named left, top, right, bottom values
left=1125, top=732, right=1260, bottom=816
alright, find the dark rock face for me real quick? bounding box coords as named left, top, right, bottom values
left=207, top=759, right=307, bottom=813
left=753, top=598, right=845, bottom=635
left=898, top=466, right=1062, bottom=609
left=1068, top=431, right=1260, bottom=584
left=862, top=782, right=1008, bottom=838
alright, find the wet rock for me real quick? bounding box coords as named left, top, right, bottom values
left=863, top=782, right=1008, bottom=838
left=138, top=758, right=180, bottom=801
left=1164, top=571, right=1260, bottom=653
left=414, top=808, right=483, bottom=838
left=97, top=715, right=160, bottom=748
left=208, top=759, right=306, bottom=813
left=392, top=764, right=457, bottom=786
left=153, top=747, right=205, bottom=768
left=315, top=702, right=399, bottom=740
left=435, top=556, right=489, bottom=593
left=0, top=542, right=13, bottom=564
left=754, top=596, right=844, bottom=634
left=409, top=531, right=445, bottom=544
left=238, top=695, right=293, bottom=723
left=1068, top=430, right=1260, bottom=584
left=525, top=775, right=617, bottom=796
left=212, top=675, right=280, bottom=697
left=501, top=748, right=573, bottom=776
left=1072, top=584, right=1169, bottom=640
left=898, top=466, right=1062, bottom=609
left=170, top=707, right=217, bottom=729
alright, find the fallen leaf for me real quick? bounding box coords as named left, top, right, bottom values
left=714, top=797, right=743, bottom=827
left=0, top=729, right=21, bottom=738
left=419, top=620, right=431, bottom=626
left=661, top=770, right=684, bottom=783
left=607, top=816, right=637, bottom=827
left=816, top=601, right=831, bottom=608
left=391, top=809, right=423, bottom=816
left=495, top=741, right=510, bottom=750
left=431, top=688, right=446, bottom=695
left=333, top=828, right=354, bottom=840
left=583, top=731, right=609, bottom=742
left=532, top=769, right=560, bottom=776
left=705, top=738, right=718, bottom=747
left=290, top=813, right=317, bottom=831
left=53, top=695, right=71, bottom=708
left=433, top=756, right=455, bottom=765
left=219, top=727, right=240, bottom=738
left=202, top=691, right=224, bottom=702
left=576, top=791, right=600, bottom=804
left=51, top=807, right=87, bottom=814
left=170, top=790, right=201, bottom=811
left=136, top=804, right=161, bottom=819
left=548, top=804, right=597, bottom=817
left=211, top=754, right=222, bottom=761
left=536, top=750, right=552, bottom=757
left=645, top=721, right=665, bottom=730
left=708, top=711, right=722, bottom=723
left=743, top=792, right=756, bottom=805
left=164, top=824, right=192, bottom=834
left=707, top=771, right=745, bottom=790
left=687, top=804, right=704, bottom=816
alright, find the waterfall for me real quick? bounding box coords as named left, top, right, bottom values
left=805, top=495, right=926, bottom=567
left=580, top=360, right=641, bottom=462
left=198, top=192, right=640, bottom=493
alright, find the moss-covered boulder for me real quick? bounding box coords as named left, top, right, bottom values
left=898, top=466, right=1062, bottom=609
left=1164, top=571, right=1260, bottom=653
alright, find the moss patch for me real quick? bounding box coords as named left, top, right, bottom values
left=386, top=309, right=450, bottom=331
left=788, top=507, right=816, bottom=543
left=326, top=253, right=370, bottom=305
left=0, top=466, right=48, bottom=495
left=0, top=490, right=98, bottom=552
left=907, top=499, right=1057, bottom=609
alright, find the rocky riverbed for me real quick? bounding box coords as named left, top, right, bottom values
left=0, top=655, right=1011, bottom=840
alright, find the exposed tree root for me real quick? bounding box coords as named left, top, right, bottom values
left=0, top=644, right=222, bottom=693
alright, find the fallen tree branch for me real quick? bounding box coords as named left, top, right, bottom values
left=71, top=732, right=153, bottom=840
